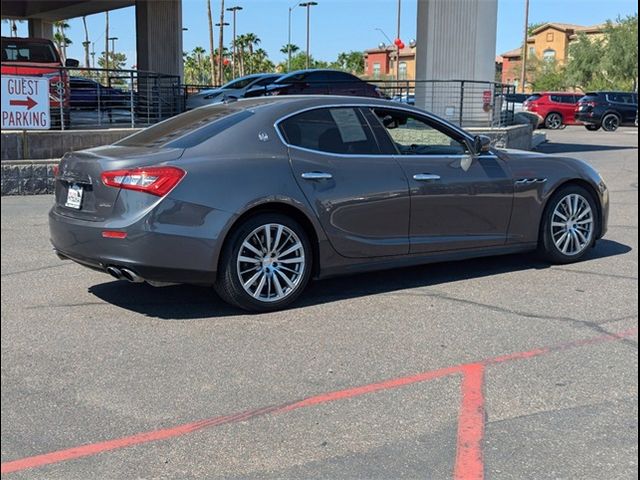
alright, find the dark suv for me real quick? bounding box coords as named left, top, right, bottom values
left=261, top=69, right=383, bottom=98
left=575, top=92, right=638, bottom=131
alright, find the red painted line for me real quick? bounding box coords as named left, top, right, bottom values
left=454, top=364, right=486, bottom=480
left=279, top=365, right=462, bottom=413
left=1, top=328, right=636, bottom=475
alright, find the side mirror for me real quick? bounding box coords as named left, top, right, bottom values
left=473, top=135, right=492, bottom=154
left=65, top=58, right=80, bottom=67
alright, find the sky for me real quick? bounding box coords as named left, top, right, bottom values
left=2, top=0, right=637, bottom=69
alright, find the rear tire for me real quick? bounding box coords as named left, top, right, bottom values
left=602, top=113, right=620, bottom=132
left=544, top=112, right=563, bottom=130
left=585, top=124, right=601, bottom=131
left=215, top=213, right=312, bottom=312
left=539, top=185, right=598, bottom=264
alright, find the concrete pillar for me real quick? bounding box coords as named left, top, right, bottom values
left=415, top=0, right=498, bottom=125
left=28, top=19, right=54, bottom=41
left=135, top=0, right=183, bottom=78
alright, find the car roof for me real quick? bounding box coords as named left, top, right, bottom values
left=198, top=95, right=468, bottom=133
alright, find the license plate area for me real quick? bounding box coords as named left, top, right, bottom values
left=65, top=183, right=84, bottom=209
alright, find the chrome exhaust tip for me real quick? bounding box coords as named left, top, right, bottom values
left=120, top=268, right=144, bottom=283
left=106, top=266, right=123, bottom=280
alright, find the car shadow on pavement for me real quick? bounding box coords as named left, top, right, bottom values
left=88, top=239, right=631, bottom=320
left=536, top=143, right=636, bottom=154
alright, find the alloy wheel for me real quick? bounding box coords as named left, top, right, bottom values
left=236, top=223, right=306, bottom=302
left=602, top=114, right=620, bottom=131
left=546, top=113, right=563, bottom=130
left=550, top=193, right=594, bottom=256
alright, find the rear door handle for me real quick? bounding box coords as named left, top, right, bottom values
left=413, top=173, right=441, bottom=181
left=301, top=172, right=333, bottom=180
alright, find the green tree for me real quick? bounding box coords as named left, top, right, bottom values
left=527, top=22, right=547, bottom=36
left=331, top=51, right=364, bottom=74
left=280, top=52, right=328, bottom=71
left=602, top=14, right=638, bottom=90
left=184, top=46, right=212, bottom=85
left=98, top=51, right=127, bottom=85
left=280, top=43, right=300, bottom=56
left=529, top=57, right=568, bottom=91
left=566, top=33, right=607, bottom=91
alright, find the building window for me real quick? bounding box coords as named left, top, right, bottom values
left=543, top=49, right=556, bottom=61
left=546, top=32, right=554, bottom=42
left=528, top=46, right=536, bottom=57
left=399, top=62, right=407, bottom=80
left=373, top=62, right=381, bottom=79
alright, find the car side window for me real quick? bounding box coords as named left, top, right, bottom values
left=279, top=107, right=380, bottom=155
left=372, top=109, right=468, bottom=156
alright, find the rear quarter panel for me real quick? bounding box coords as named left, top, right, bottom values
left=164, top=111, right=333, bottom=275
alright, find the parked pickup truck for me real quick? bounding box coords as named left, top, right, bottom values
left=1, top=36, right=79, bottom=128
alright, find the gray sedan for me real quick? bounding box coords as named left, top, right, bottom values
left=185, top=74, right=281, bottom=110
left=49, top=96, right=609, bottom=311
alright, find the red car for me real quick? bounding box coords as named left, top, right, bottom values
left=1, top=36, right=79, bottom=128
left=523, top=92, right=583, bottom=129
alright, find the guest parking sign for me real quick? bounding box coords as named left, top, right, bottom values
left=1, top=76, right=50, bottom=130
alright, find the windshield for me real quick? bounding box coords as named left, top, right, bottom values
left=222, top=76, right=259, bottom=90
left=116, top=104, right=248, bottom=148
left=1, top=39, right=59, bottom=63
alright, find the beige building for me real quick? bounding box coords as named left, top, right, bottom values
left=500, top=22, right=605, bottom=91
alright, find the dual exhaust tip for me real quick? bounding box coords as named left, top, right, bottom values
left=106, top=266, right=144, bottom=283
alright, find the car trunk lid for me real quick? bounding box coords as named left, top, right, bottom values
left=53, top=145, right=185, bottom=222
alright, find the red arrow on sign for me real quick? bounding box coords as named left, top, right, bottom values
left=9, top=96, right=38, bottom=110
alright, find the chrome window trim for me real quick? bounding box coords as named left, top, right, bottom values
left=273, top=102, right=477, bottom=159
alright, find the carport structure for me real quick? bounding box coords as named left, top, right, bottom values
left=1, top=0, right=183, bottom=78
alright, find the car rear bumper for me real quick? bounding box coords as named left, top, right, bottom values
left=49, top=205, right=233, bottom=285
left=575, top=112, right=598, bottom=124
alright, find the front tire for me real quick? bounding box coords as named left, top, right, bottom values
left=545, top=112, right=563, bottom=130
left=215, top=213, right=312, bottom=312
left=602, top=113, right=620, bottom=132
left=539, top=185, right=598, bottom=264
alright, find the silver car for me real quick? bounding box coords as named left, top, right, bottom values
left=185, top=74, right=281, bottom=110
left=50, top=96, right=609, bottom=312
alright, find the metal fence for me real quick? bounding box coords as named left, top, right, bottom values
left=183, top=79, right=516, bottom=129
left=1, top=65, right=182, bottom=130
left=1, top=66, right=516, bottom=130
left=369, top=79, right=518, bottom=128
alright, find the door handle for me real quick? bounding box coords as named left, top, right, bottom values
left=413, top=173, right=441, bottom=181
left=301, top=172, right=333, bottom=180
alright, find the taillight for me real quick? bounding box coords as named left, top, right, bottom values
left=52, top=164, right=60, bottom=177
left=101, top=166, right=185, bottom=196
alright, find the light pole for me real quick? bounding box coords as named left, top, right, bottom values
left=226, top=6, right=242, bottom=78
left=215, top=22, right=230, bottom=83
left=287, top=2, right=299, bottom=72
left=299, top=2, right=317, bottom=70
left=108, top=37, right=118, bottom=56
left=519, top=0, right=530, bottom=93
left=395, top=0, right=401, bottom=82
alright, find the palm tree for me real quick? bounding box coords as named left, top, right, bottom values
left=280, top=44, right=300, bottom=56
left=207, top=0, right=216, bottom=85
left=243, top=33, right=260, bottom=74
left=235, top=34, right=248, bottom=76
left=53, top=20, right=72, bottom=62
left=81, top=16, right=91, bottom=68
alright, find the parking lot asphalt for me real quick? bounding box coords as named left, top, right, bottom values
left=1, top=126, right=638, bottom=479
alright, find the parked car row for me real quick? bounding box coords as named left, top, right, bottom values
left=186, top=69, right=385, bottom=110
left=524, top=91, right=638, bottom=132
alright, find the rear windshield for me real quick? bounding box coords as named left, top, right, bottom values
left=1, top=39, right=59, bottom=63
left=116, top=105, right=252, bottom=148
left=526, top=94, right=542, bottom=101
